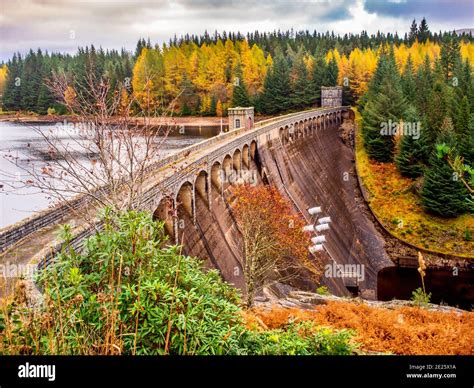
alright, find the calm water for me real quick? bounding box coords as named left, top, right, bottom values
left=0, top=121, right=214, bottom=228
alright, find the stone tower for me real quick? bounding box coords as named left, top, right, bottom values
left=228, top=107, right=254, bottom=131
left=321, top=86, right=343, bottom=107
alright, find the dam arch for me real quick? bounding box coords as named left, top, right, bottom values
left=176, top=181, right=194, bottom=220
left=304, top=119, right=309, bottom=136
left=233, top=148, right=242, bottom=174
left=250, top=141, right=257, bottom=160
left=242, top=144, right=250, bottom=168
left=195, top=170, right=210, bottom=206
left=222, top=154, right=233, bottom=187
left=153, top=196, right=175, bottom=238
left=211, top=161, right=223, bottom=194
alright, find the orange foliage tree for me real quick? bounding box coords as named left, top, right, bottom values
left=232, top=184, right=320, bottom=307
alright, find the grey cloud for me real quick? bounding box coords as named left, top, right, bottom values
left=0, top=0, right=472, bottom=61
left=363, top=0, right=473, bottom=22
left=0, top=0, right=354, bottom=60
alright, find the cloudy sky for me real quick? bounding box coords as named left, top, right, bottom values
left=0, top=0, right=473, bottom=61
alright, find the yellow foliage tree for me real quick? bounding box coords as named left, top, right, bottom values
left=239, top=40, right=268, bottom=96
left=64, top=86, right=77, bottom=112
left=0, top=64, right=7, bottom=100
left=163, top=45, right=187, bottom=103
left=216, top=99, right=223, bottom=117
left=119, top=88, right=130, bottom=115
left=132, top=47, right=165, bottom=112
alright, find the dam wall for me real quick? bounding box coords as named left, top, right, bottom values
left=257, top=122, right=393, bottom=297
left=179, top=120, right=393, bottom=299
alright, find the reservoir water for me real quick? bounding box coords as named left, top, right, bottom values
left=0, top=121, right=215, bottom=229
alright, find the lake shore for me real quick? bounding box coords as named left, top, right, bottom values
left=0, top=113, right=227, bottom=126
left=0, top=113, right=269, bottom=127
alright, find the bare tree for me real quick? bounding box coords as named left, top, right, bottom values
left=4, top=68, right=178, bottom=224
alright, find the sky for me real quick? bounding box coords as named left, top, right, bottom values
left=0, top=0, right=473, bottom=61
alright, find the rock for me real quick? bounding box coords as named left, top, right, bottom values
left=257, top=290, right=467, bottom=314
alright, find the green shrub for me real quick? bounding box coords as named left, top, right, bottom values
left=411, top=287, right=431, bottom=307
left=241, top=322, right=355, bottom=355
left=316, top=286, right=330, bottom=296
left=463, top=228, right=472, bottom=241
left=1, top=210, right=356, bottom=356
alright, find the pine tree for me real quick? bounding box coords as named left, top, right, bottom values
left=180, top=101, right=191, bottom=116
left=395, top=106, right=426, bottom=177
left=408, top=19, right=418, bottom=44
left=2, top=53, right=23, bottom=111
left=422, top=154, right=470, bottom=217
left=464, top=115, right=474, bottom=166
left=421, top=117, right=469, bottom=217
left=179, top=73, right=198, bottom=114
left=401, top=55, right=416, bottom=104
left=425, top=79, right=450, bottom=149
left=342, top=83, right=355, bottom=106
left=418, top=18, right=430, bottom=43
left=310, top=53, right=328, bottom=105
left=36, top=58, right=54, bottom=114
left=231, top=62, right=251, bottom=107
left=290, top=54, right=311, bottom=109
left=325, top=57, right=338, bottom=86
left=455, top=95, right=470, bottom=136
left=20, top=50, right=42, bottom=112
left=209, top=95, right=217, bottom=116
left=440, top=34, right=461, bottom=81
left=37, top=83, right=54, bottom=115
left=359, top=53, right=388, bottom=112
left=414, top=56, right=433, bottom=118
left=260, top=52, right=291, bottom=114
left=362, top=48, right=407, bottom=162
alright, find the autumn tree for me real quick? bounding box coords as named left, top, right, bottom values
left=346, top=48, right=377, bottom=101
left=0, top=64, right=8, bottom=107
left=162, top=45, right=187, bottom=104
left=232, top=184, right=319, bottom=307
left=132, top=47, right=165, bottom=113
left=216, top=99, right=223, bottom=117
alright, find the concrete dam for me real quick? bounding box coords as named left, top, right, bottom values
left=179, top=113, right=392, bottom=299
left=2, top=104, right=471, bottom=306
